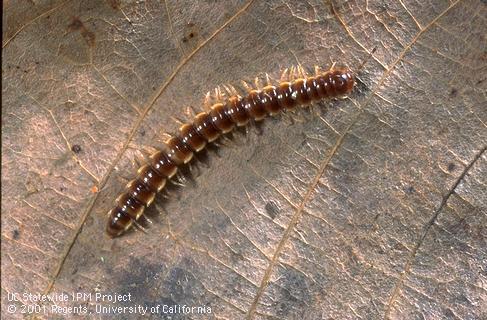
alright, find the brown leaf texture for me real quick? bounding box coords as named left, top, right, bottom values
left=2, top=0, right=486, bottom=319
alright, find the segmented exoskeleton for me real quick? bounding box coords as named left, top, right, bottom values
left=106, top=66, right=355, bottom=237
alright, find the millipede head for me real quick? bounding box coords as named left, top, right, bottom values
left=334, top=68, right=355, bottom=95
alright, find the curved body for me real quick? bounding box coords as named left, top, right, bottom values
left=106, top=68, right=355, bottom=237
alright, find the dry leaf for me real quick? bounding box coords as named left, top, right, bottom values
left=2, top=0, right=486, bottom=319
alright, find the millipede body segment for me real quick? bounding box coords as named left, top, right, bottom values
left=106, top=67, right=355, bottom=237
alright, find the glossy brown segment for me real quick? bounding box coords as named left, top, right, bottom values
left=116, top=193, right=144, bottom=219
left=244, top=90, right=267, bottom=121
left=138, top=164, right=166, bottom=192
left=194, top=112, right=221, bottom=142
left=226, top=96, right=250, bottom=126
left=316, top=74, right=332, bottom=98
left=209, top=103, right=234, bottom=133
left=261, top=86, right=281, bottom=115
left=127, top=179, right=155, bottom=207
left=292, top=79, right=312, bottom=105
left=277, top=82, right=297, bottom=109
left=106, top=67, right=355, bottom=237
left=306, top=77, right=321, bottom=101
left=150, top=151, right=178, bottom=178
left=179, top=124, right=206, bottom=152
left=166, top=136, right=193, bottom=164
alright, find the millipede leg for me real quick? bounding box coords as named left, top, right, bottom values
left=133, top=220, right=148, bottom=234
left=289, top=66, right=296, bottom=81
left=141, top=215, right=153, bottom=224
left=193, top=152, right=210, bottom=168
left=211, top=145, right=222, bottom=158
left=184, top=105, right=198, bottom=119
left=220, top=134, right=233, bottom=145
left=290, top=109, right=305, bottom=123
left=187, top=163, right=195, bottom=175
left=115, top=173, right=131, bottom=185
left=157, top=132, right=172, bottom=142
left=203, top=91, right=213, bottom=110
left=280, top=68, right=289, bottom=82
left=330, top=61, right=337, bottom=71
left=254, top=76, right=263, bottom=90
left=133, top=148, right=151, bottom=166
left=308, top=104, right=320, bottom=118
left=160, top=189, right=171, bottom=199
left=280, top=111, right=296, bottom=125
left=314, top=65, right=321, bottom=76
left=170, top=179, right=186, bottom=187
left=265, top=73, right=272, bottom=86
left=223, top=83, right=240, bottom=97
left=297, top=65, right=307, bottom=78
left=222, top=84, right=232, bottom=96
left=171, top=116, right=185, bottom=126
left=215, top=86, right=225, bottom=102
left=241, top=80, right=253, bottom=93
left=143, top=145, right=159, bottom=155
left=176, top=172, right=187, bottom=184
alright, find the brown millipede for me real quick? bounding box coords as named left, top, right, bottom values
left=106, top=65, right=356, bottom=237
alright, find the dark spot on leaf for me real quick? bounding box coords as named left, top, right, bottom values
left=265, top=201, right=280, bottom=219
left=60, top=186, right=66, bottom=192
left=274, top=270, right=310, bottom=317
left=447, top=162, right=456, bottom=172
left=71, top=144, right=82, bottom=153
left=140, top=129, right=146, bottom=136
left=111, top=257, right=166, bottom=303
left=16, top=66, right=20, bottom=69
left=449, top=87, right=457, bottom=97
left=447, top=217, right=469, bottom=235
left=68, top=17, right=84, bottom=31
left=68, top=17, right=96, bottom=47
left=81, top=29, right=96, bottom=47
left=12, top=229, right=20, bottom=240
left=182, top=23, right=198, bottom=43
left=405, top=185, right=415, bottom=194
left=107, top=0, right=121, bottom=10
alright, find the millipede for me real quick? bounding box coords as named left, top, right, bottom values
left=106, top=64, right=356, bottom=237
